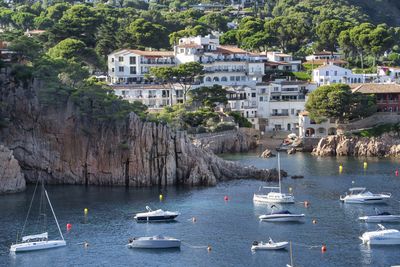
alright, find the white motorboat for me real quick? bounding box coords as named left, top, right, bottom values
left=251, top=237, right=288, bottom=250
left=360, top=224, right=400, bottom=245
left=134, top=206, right=179, bottom=222
left=127, top=235, right=181, bottom=249
left=10, top=181, right=66, bottom=253
left=253, top=154, right=295, bottom=204
left=359, top=208, right=400, bottom=223
left=259, top=207, right=305, bottom=222
left=340, top=187, right=391, bottom=204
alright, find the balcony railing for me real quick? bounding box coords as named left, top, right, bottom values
left=271, top=113, right=289, bottom=116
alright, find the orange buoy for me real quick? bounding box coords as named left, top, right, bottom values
left=312, top=219, right=317, bottom=224
left=66, top=223, right=72, bottom=231
left=321, top=244, right=327, bottom=253
left=207, top=245, right=212, bottom=252
left=304, top=201, right=310, bottom=208
left=224, top=196, right=229, bottom=201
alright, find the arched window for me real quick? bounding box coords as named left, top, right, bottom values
left=213, top=77, right=219, bottom=82
left=221, top=76, right=227, bottom=82
left=205, top=76, right=212, bottom=82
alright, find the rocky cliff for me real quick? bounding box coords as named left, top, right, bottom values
left=191, top=129, right=258, bottom=154
left=312, top=134, right=400, bottom=157
left=0, top=145, right=26, bottom=193
left=0, top=76, right=278, bottom=190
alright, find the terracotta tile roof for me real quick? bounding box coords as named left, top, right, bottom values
left=299, top=111, right=309, bottom=116
left=311, top=51, right=340, bottom=56
left=216, top=46, right=247, bottom=54
left=351, top=83, right=400, bottom=94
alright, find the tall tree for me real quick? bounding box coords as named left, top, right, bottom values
left=315, top=19, right=350, bottom=53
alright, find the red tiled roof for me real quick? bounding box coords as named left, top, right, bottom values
left=216, top=46, right=247, bottom=54
left=351, top=83, right=400, bottom=94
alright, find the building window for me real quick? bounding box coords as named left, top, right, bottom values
left=230, top=76, right=235, bottom=81
left=236, top=76, right=240, bottom=81
left=291, top=109, right=294, bottom=115
left=334, top=71, right=337, bottom=76
left=326, top=71, right=329, bottom=76
left=251, top=93, right=256, bottom=97
left=111, top=68, right=114, bottom=72
left=241, top=76, right=246, bottom=81
left=261, top=88, right=266, bottom=94
left=274, top=87, right=279, bottom=92
left=205, top=77, right=212, bottom=82
left=130, top=66, right=136, bottom=74
left=221, top=76, right=227, bottom=82
left=130, top=57, right=136, bottom=65
left=111, top=57, right=114, bottom=62
left=259, top=97, right=263, bottom=101
left=119, top=66, right=124, bottom=72
left=118, top=56, right=124, bottom=62
left=179, top=48, right=184, bottom=53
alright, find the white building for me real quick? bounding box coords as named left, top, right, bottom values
left=312, top=63, right=375, bottom=86
left=108, top=49, right=175, bottom=84
left=298, top=111, right=337, bottom=138
left=262, top=51, right=302, bottom=72
left=305, top=51, right=342, bottom=61
left=112, top=83, right=184, bottom=110
left=257, top=80, right=317, bottom=132
left=226, top=85, right=258, bottom=118
left=175, top=35, right=265, bottom=86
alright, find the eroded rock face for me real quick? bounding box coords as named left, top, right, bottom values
left=0, top=77, right=278, bottom=187
left=312, top=134, right=400, bottom=157
left=191, top=129, right=258, bottom=154
left=0, top=145, right=26, bottom=193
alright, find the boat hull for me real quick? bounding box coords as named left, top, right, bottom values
left=253, top=194, right=295, bottom=204
left=134, top=215, right=178, bottom=222
left=359, top=215, right=400, bottom=223
left=251, top=242, right=288, bottom=250
left=341, top=197, right=390, bottom=204
left=10, top=240, right=66, bottom=252
left=259, top=215, right=304, bottom=222
left=361, top=237, right=400, bottom=245
left=128, top=240, right=181, bottom=249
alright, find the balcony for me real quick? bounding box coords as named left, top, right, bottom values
left=140, top=60, right=175, bottom=65
left=271, top=113, right=289, bottom=117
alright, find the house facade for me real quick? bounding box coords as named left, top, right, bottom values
left=351, top=83, right=400, bottom=112
left=257, top=80, right=317, bottom=132
left=112, top=83, right=184, bottom=109
left=305, top=51, right=342, bottom=61
left=262, top=51, right=302, bottom=72
left=312, top=64, right=375, bottom=86
left=108, top=49, right=175, bottom=84
left=175, top=35, right=265, bottom=86
left=298, top=111, right=337, bottom=138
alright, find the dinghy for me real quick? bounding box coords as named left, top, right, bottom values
left=251, top=238, right=288, bottom=250
left=127, top=235, right=181, bottom=249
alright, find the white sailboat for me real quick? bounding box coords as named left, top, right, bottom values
left=10, top=181, right=66, bottom=253
left=253, top=153, right=295, bottom=204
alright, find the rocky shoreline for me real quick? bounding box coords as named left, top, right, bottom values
left=312, top=134, right=400, bottom=157
left=0, top=76, right=279, bottom=193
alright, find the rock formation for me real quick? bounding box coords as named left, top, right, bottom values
left=0, top=145, right=26, bottom=193
left=312, top=134, right=400, bottom=157
left=191, top=129, right=258, bottom=154
left=0, top=76, right=279, bottom=190
left=260, top=148, right=275, bottom=158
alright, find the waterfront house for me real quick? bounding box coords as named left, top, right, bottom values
left=257, top=80, right=317, bottom=132
left=298, top=111, right=337, bottom=138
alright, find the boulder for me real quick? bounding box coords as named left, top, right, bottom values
left=260, top=148, right=275, bottom=158
left=0, top=145, right=26, bottom=194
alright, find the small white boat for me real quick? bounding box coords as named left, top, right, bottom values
left=340, top=187, right=391, bottom=204
left=134, top=206, right=179, bottom=222
left=259, top=207, right=305, bottom=222
left=360, top=224, right=400, bottom=245
left=253, top=154, right=295, bottom=204
left=251, top=238, right=288, bottom=250
left=359, top=208, right=400, bottom=223
left=127, top=235, right=181, bottom=249
left=10, top=181, right=66, bottom=253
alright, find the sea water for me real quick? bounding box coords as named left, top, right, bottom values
left=0, top=153, right=399, bottom=267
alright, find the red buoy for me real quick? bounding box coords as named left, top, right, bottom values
left=224, top=196, right=229, bottom=201
left=321, top=244, right=327, bottom=253
left=304, top=201, right=310, bottom=208
left=396, top=169, right=399, bottom=176
left=66, top=223, right=72, bottom=231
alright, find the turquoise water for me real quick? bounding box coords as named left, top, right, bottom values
left=1, top=153, right=400, bottom=267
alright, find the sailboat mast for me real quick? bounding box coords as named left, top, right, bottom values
left=278, top=153, right=281, bottom=194
left=290, top=241, right=294, bottom=266
left=44, top=190, right=65, bottom=241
